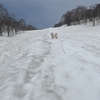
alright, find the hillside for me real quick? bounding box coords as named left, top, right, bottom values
left=0, top=25, right=100, bottom=100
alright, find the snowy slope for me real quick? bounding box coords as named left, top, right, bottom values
left=0, top=25, right=100, bottom=100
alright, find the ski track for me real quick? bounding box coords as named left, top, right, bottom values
left=0, top=30, right=64, bottom=100
left=0, top=26, right=100, bottom=100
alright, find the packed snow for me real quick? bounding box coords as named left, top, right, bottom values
left=0, top=25, right=100, bottom=100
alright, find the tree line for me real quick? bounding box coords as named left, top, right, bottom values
left=0, top=3, right=36, bottom=36
left=54, top=3, right=100, bottom=27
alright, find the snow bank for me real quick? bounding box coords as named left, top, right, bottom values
left=0, top=25, right=100, bottom=100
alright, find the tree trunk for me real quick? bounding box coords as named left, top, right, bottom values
left=7, top=26, right=10, bottom=36
left=93, top=17, right=95, bottom=26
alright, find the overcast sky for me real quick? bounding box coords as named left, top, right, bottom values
left=0, top=0, right=100, bottom=28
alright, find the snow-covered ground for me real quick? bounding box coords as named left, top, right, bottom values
left=0, top=25, right=100, bottom=100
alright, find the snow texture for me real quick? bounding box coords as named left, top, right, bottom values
left=0, top=25, right=100, bottom=100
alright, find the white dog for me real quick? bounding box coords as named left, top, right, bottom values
left=51, top=32, right=58, bottom=39
left=55, top=33, right=58, bottom=39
